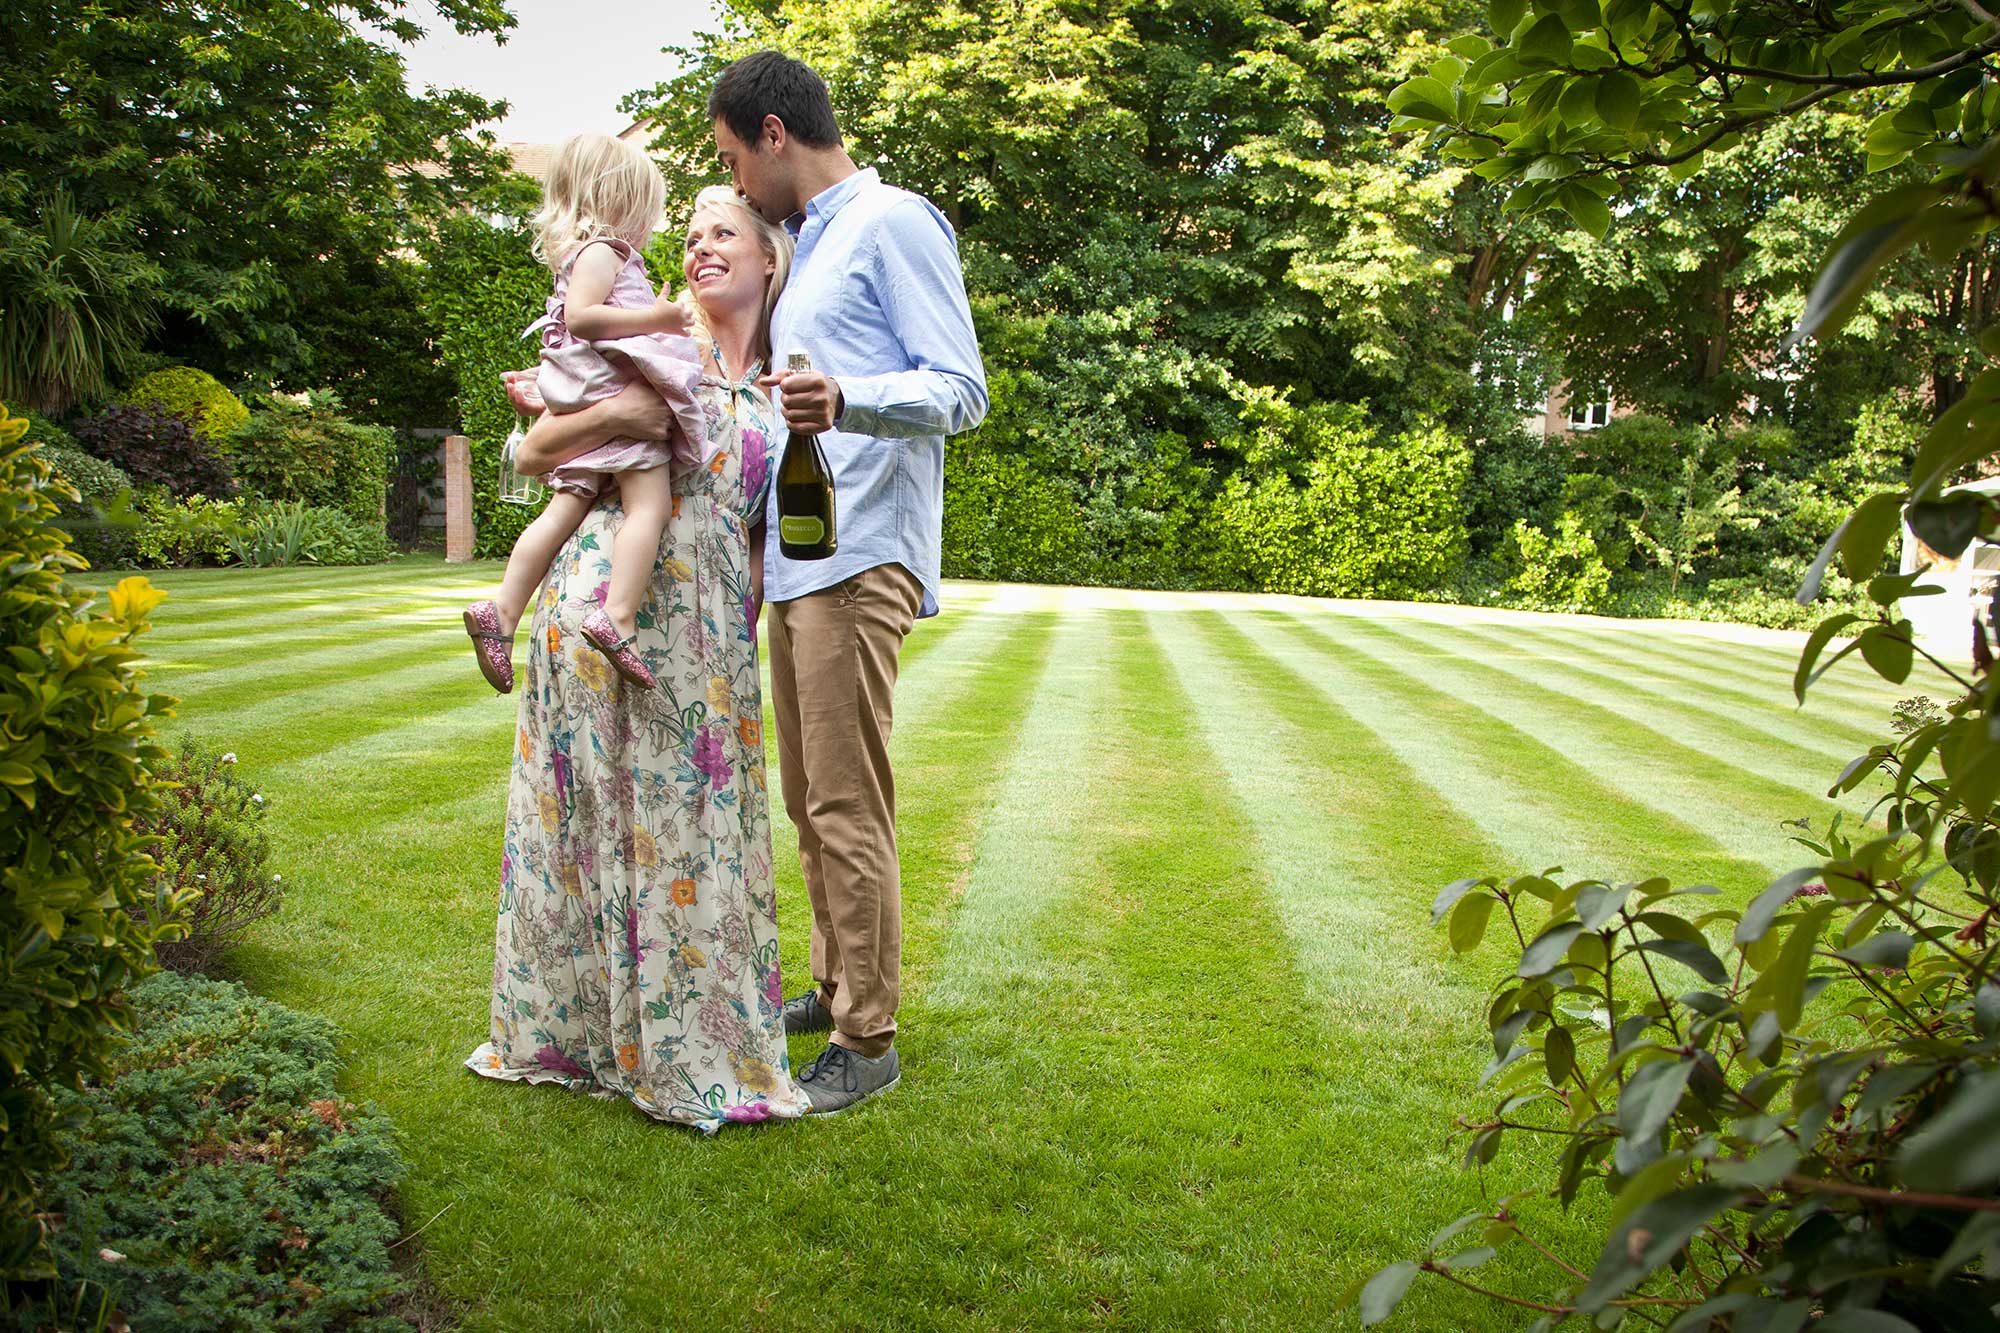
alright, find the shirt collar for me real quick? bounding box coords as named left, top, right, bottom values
left=785, top=167, right=878, bottom=237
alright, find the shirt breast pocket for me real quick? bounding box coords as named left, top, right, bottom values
left=785, top=275, right=848, bottom=349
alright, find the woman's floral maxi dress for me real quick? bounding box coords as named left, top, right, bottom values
left=465, top=367, right=806, bottom=1133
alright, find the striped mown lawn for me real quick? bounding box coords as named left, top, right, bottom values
left=106, top=556, right=1909, bottom=1330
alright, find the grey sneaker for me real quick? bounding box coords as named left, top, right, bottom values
left=798, top=1043, right=899, bottom=1116
left=783, top=988, right=834, bottom=1036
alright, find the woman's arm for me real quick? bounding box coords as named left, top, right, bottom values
left=513, top=380, right=677, bottom=476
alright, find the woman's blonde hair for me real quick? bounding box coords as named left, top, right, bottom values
left=683, top=185, right=793, bottom=370
left=531, top=133, right=667, bottom=270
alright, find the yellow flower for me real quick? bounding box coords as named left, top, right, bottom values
left=663, top=557, right=694, bottom=581
left=633, top=827, right=658, bottom=867
left=738, top=717, right=761, bottom=748
left=616, top=1043, right=640, bottom=1072
left=516, top=727, right=534, bottom=764
left=670, top=877, right=697, bottom=906
left=562, top=861, right=583, bottom=897
left=538, top=792, right=560, bottom=829
left=731, top=1056, right=781, bottom=1095
left=679, top=943, right=707, bottom=968
left=707, top=675, right=732, bottom=715
left=546, top=624, right=561, bottom=654
left=574, top=645, right=611, bottom=693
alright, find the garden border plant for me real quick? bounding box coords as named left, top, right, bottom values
left=0, top=409, right=185, bottom=1284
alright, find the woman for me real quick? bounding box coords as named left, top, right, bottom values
left=464, top=186, right=806, bottom=1132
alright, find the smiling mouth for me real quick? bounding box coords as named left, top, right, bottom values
left=693, top=263, right=728, bottom=282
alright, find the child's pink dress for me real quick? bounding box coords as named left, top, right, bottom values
left=526, top=238, right=711, bottom=498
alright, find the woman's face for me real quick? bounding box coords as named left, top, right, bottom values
left=682, top=206, right=772, bottom=322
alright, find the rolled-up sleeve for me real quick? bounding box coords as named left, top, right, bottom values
left=834, top=200, right=988, bottom=440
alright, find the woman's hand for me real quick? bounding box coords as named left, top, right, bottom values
left=514, top=381, right=677, bottom=476
left=502, top=368, right=545, bottom=418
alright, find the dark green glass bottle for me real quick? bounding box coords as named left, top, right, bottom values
left=775, top=350, right=837, bottom=561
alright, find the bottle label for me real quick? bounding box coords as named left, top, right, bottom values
left=780, top=516, right=826, bottom=545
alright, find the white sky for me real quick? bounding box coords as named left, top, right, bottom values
left=396, top=0, right=728, bottom=143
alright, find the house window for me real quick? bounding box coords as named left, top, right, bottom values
left=1568, top=389, right=1614, bottom=431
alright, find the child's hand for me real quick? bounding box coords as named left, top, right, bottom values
left=654, top=291, right=696, bottom=336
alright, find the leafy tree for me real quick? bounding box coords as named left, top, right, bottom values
left=0, top=0, right=515, bottom=414
left=1357, top=5, right=2000, bottom=1325
left=1627, top=429, right=1745, bottom=593
left=629, top=0, right=1535, bottom=585
left=0, top=189, right=159, bottom=416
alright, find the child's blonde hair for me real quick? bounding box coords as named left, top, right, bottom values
left=683, top=185, right=794, bottom=369
left=531, top=133, right=667, bottom=270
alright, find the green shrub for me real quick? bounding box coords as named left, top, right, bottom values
left=227, top=500, right=324, bottom=568
left=1216, top=407, right=1471, bottom=600
left=0, top=416, right=183, bottom=1281
left=14, top=408, right=139, bottom=570
left=226, top=501, right=390, bottom=567
left=118, top=367, right=248, bottom=444
left=134, top=739, right=281, bottom=975
left=300, top=505, right=391, bottom=565
left=424, top=213, right=549, bottom=560
left=1364, top=732, right=2000, bottom=1327
left=229, top=395, right=392, bottom=525
left=132, top=493, right=243, bottom=569
left=1465, top=425, right=1567, bottom=555
left=30, top=971, right=412, bottom=1330
left=943, top=449, right=1095, bottom=585
left=38, top=443, right=128, bottom=509
left=1503, top=511, right=1612, bottom=613
left=12, top=409, right=77, bottom=456
left=35, top=435, right=135, bottom=567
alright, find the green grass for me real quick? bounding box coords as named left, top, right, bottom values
left=96, top=558, right=1912, bottom=1330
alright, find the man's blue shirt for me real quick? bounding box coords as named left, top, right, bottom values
left=766, top=168, right=988, bottom=617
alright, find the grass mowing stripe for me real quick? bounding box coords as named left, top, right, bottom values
left=926, top=610, right=1110, bottom=1011
left=1317, top=612, right=1858, bottom=878
left=1494, top=621, right=1901, bottom=735
left=1258, top=610, right=1786, bottom=889
left=144, top=597, right=490, bottom=645
left=1458, top=620, right=1885, bottom=755
left=167, top=651, right=488, bottom=751
left=1607, top=627, right=1914, bottom=709
left=1328, top=611, right=1871, bottom=828
left=1156, top=604, right=1609, bottom=1323
left=1415, top=618, right=1872, bottom=772
left=148, top=623, right=466, bottom=690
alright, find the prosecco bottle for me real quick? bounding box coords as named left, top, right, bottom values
left=775, top=350, right=837, bottom=560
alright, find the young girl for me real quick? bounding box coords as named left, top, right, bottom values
left=463, top=133, right=709, bottom=694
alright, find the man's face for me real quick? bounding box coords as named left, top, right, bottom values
left=713, top=117, right=793, bottom=225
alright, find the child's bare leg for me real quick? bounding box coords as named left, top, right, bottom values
left=495, top=490, right=595, bottom=634
left=603, top=467, right=672, bottom=640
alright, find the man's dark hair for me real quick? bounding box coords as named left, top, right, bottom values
left=708, top=51, right=842, bottom=150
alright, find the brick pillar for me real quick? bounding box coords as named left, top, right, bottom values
left=444, top=434, right=474, bottom=562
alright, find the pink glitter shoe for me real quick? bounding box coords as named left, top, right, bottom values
left=580, top=608, right=657, bottom=690
left=462, top=600, right=515, bottom=694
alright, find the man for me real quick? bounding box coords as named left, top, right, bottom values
left=709, top=51, right=987, bottom=1114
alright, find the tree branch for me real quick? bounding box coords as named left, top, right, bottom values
left=1782, top=1174, right=2000, bottom=1213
